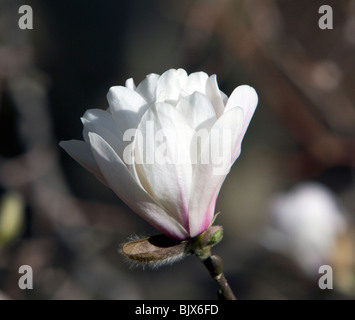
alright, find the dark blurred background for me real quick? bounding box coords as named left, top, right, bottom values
left=0, top=0, right=354, bottom=299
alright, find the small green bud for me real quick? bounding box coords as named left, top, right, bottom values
left=188, top=225, right=223, bottom=259
left=206, top=226, right=223, bottom=246
left=190, top=225, right=223, bottom=249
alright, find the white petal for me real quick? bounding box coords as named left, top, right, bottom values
left=225, top=85, right=258, bottom=158
left=81, top=108, right=126, bottom=160
left=182, top=71, right=209, bottom=95
left=107, top=86, right=148, bottom=132
left=156, top=69, right=188, bottom=102
left=206, top=75, right=225, bottom=118
left=125, top=78, right=136, bottom=90
left=107, top=86, right=159, bottom=189
left=81, top=108, right=141, bottom=185
left=136, top=73, right=160, bottom=104
left=225, top=85, right=258, bottom=113
left=136, top=102, right=194, bottom=233
left=188, top=107, right=244, bottom=237
left=59, top=140, right=107, bottom=185
left=88, top=132, right=189, bottom=240
left=176, top=92, right=216, bottom=129
left=221, top=91, right=228, bottom=105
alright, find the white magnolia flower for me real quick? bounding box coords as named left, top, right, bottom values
left=263, top=183, right=347, bottom=276
left=60, top=68, right=258, bottom=240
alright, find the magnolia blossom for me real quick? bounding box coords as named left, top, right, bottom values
left=263, top=183, right=347, bottom=276
left=60, top=69, right=258, bottom=240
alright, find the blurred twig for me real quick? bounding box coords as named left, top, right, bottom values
left=0, top=0, right=140, bottom=299
left=173, top=0, right=355, bottom=177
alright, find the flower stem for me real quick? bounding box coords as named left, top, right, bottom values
left=196, top=249, right=237, bottom=300
left=188, top=226, right=237, bottom=300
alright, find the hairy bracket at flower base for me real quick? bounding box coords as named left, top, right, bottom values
left=60, top=68, right=258, bottom=243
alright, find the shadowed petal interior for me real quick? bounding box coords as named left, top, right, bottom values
left=88, top=132, right=189, bottom=240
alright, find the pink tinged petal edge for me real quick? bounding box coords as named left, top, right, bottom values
left=188, top=107, right=244, bottom=237
left=201, top=185, right=221, bottom=233
left=190, top=86, right=258, bottom=236
left=225, top=85, right=258, bottom=159
left=59, top=140, right=107, bottom=186
left=88, top=132, right=189, bottom=240
left=135, top=102, right=194, bottom=233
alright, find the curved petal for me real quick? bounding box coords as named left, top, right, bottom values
left=136, top=73, right=160, bottom=104
left=206, top=75, right=225, bottom=118
left=125, top=78, right=136, bottom=90
left=156, top=69, right=188, bottom=103
left=188, top=107, right=244, bottom=237
left=81, top=108, right=126, bottom=160
left=182, top=71, right=209, bottom=96
left=59, top=139, right=107, bottom=185
left=176, top=92, right=216, bottom=129
left=81, top=108, right=142, bottom=188
left=225, top=85, right=258, bottom=158
left=88, top=132, right=189, bottom=240
left=107, top=86, right=148, bottom=132
left=136, top=102, right=194, bottom=233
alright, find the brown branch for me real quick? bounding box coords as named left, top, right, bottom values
left=200, top=254, right=237, bottom=300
